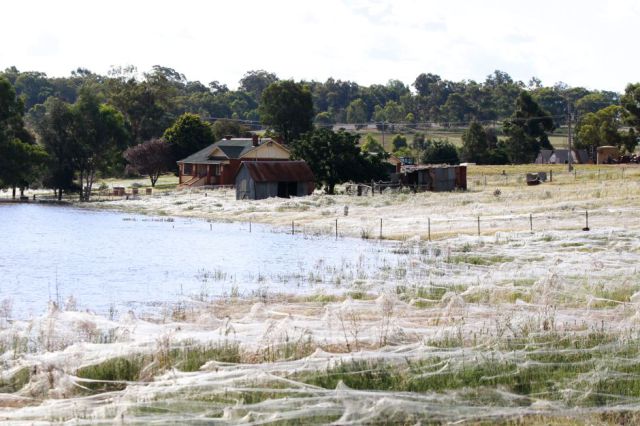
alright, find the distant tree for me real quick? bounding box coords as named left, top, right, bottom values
left=239, top=70, right=278, bottom=103
left=412, top=132, right=427, bottom=150
left=503, top=92, right=555, bottom=163
left=314, top=111, right=334, bottom=125
left=484, top=70, right=524, bottom=119
left=391, top=134, right=407, bottom=151
left=211, top=118, right=250, bottom=141
left=13, top=71, right=54, bottom=109
left=259, top=80, right=314, bottom=143
left=123, top=138, right=173, bottom=187
left=346, top=98, right=368, bottom=123
left=360, top=134, right=384, bottom=153
left=531, top=87, right=567, bottom=126
left=163, top=113, right=215, bottom=167
left=208, top=80, right=229, bottom=94
left=575, top=92, right=619, bottom=117
left=405, top=112, right=415, bottom=124
left=393, top=146, right=413, bottom=159
left=290, top=128, right=387, bottom=194
left=373, top=100, right=405, bottom=123
left=105, top=76, right=171, bottom=145
left=442, top=93, right=472, bottom=123
left=575, top=105, right=637, bottom=153
left=461, top=122, right=489, bottom=163
left=622, top=83, right=640, bottom=132
left=421, top=139, right=459, bottom=164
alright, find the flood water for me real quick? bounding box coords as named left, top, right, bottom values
left=0, top=204, right=399, bottom=319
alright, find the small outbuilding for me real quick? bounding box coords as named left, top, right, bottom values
left=398, top=165, right=467, bottom=191
left=235, top=161, right=315, bottom=200
left=535, top=149, right=591, bottom=165
left=596, top=146, right=620, bottom=164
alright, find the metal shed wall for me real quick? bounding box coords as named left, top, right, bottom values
left=236, top=165, right=254, bottom=200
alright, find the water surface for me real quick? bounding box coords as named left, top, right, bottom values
left=0, top=204, right=398, bottom=318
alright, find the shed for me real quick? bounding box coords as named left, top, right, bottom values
left=596, top=146, right=620, bottom=164
left=535, top=149, right=591, bottom=165
left=236, top=161, right=315, bottom=200
left=400, top=165, right=467, bottom=191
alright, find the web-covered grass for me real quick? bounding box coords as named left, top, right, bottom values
left=3, top=221, right=640, bottom=423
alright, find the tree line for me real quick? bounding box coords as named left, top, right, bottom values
left=1, top=65, right=639, bottom=197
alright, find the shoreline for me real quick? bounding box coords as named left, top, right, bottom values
left=69, top=175, right=640, bottom=241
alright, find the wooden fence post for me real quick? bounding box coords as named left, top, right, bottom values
left=428, top=217, right=431, bottom=241
left=583, top=210, right=590, bottom=231
left=379, top=218, right=383, bottom=239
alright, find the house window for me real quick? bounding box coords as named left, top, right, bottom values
left=213, top=164, right=221, bottom=176
left=183, top=163, right=193, bottom=175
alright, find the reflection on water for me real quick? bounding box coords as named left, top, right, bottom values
left=0, top=204, right=398, bottom=318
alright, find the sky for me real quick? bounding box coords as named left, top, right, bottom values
left=2, top=0, right=639, bottom=92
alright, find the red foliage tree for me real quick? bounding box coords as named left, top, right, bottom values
left=123, top=138, right=173, bottom=187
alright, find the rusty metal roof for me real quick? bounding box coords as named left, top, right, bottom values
left=240, top=161, right=315, bottom=183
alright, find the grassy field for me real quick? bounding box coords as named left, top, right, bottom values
left=3, top=166, right=640, bottom=423
left=360, top=128, right=570, bottom=151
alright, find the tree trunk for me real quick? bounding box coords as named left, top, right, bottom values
left=78, top=169, right=84, bottom=201
left=84, top=169, right=95, bottom=201
left=11, top=186, right=16, bottom=199
left=57, top=188, right=62, bottom=201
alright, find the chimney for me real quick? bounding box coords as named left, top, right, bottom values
left=252, top=134, right=259, bottom=146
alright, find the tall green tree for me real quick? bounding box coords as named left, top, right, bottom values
left=421, top=140, right=459, bottom=164
left=259, top=80, right=314, bottom=143
left=290, top=128, right=387, bottom=194
left=575, top=105, right=637, bottom=153
left=461, top=122, right=489, bottom=163
left=72, top=89, right=129, bottom=200
left=163, top=113, right=215, bottom=167
left=347, top=98, right=369, bottom=124
left=36, top=97, right=77, bottom=200
left=0, top=77, right=47, bottom=198
left=106, top=75, right=172, bottom=145
left=360, top=134, right=384, bottom=153
left=503, top=92, right=555, bottom=163
left=622, top=83, right=640, bottom=132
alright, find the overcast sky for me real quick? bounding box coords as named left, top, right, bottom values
left=2, top=0, right=638, bottom=92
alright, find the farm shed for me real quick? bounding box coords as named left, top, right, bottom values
left=399, top=165, right=467, bottom=191
left=235, top=161, right=315, bottom=200
left=596, top=146, right=620, bottom=164
left=535, top=149, right=591, bottom=165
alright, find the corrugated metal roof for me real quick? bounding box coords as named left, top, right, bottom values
left=240, top=161, right=315, bottom=183
left=178, top=138, right=276, bottom=163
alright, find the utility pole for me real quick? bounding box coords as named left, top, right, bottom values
left=567, top=102, right=574, bottom=172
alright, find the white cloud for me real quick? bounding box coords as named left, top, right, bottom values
left=1, top=0, right=638, bottom=92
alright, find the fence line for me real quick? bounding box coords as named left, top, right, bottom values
left=279, top=207, right=633, bottom=241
